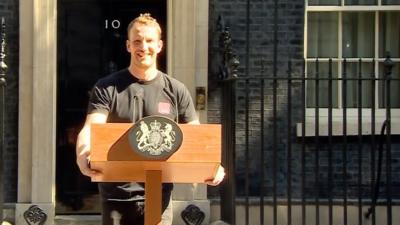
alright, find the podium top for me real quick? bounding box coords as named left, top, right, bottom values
left=90, top=123, right=221, bottom=183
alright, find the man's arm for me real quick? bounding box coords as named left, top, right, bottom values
left=76, top=112, right=108, bottom=177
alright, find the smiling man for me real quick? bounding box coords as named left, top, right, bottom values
left=75, top=13, right=225, bottom=225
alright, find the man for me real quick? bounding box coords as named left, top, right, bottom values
left=76, top=13, right=225, bottom=225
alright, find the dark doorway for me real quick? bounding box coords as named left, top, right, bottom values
left=56, top=0, right=167, bottom=214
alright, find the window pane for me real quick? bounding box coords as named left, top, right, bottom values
left=379, top=12, right=400, bottom=58
left=379, top=63, right=400, bottom=108
left=307, top=62, right=339, bottom=108
left=308, top=12, right=339, bottom=58
left=345, top=0, right=376, bottom=5
left=344, top=62, right=374, bottom=108
left=382, top=0, right=400, bottom=5
left=343, top=12, right=374, bottom=58
left=309, top=0, right=340, bottom=5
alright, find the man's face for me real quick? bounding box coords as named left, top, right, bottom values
left=126, top=23, right=163, bottom=70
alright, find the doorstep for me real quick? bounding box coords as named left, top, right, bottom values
left=55, top=215, right=101, bottom=225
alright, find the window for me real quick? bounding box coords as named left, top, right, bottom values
left=305, top=0, right=400, bottom=111
left=302, top=0, right=400, bottom=136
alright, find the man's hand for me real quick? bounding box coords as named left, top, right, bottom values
left=205, top=165, right=225, bottom=186
left=76, top=144, right=100, bottom=177
left=76, top=112, right=107, bottom=178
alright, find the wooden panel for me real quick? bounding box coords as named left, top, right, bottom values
left=90, top=123, right=221, bottom=182
left=90, top=162, right=220, bottom=183
left=90, top=123, right=221, bottom=162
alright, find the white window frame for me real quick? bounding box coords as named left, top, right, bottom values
left=300, top=0, right=400, bottom=136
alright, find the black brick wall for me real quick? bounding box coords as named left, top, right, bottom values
left=0, top=0, right=19, bottom=202
left=208, top=0, right=304, bottom=195
left=208, top=0, right=400, bottom=200
left=208, top=0, right=305, bottom=197
left=208, top=0, right=304, bottom=123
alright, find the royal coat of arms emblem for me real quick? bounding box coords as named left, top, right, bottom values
left=128, top=116, right=183, bottom=159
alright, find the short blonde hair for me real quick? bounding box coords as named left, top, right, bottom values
left=127, top=13, right=162, bottom=39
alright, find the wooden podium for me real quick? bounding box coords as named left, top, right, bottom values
left=90, top=122, right=221, bottom=225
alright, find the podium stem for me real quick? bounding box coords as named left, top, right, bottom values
left=145, top=170, right=162, bottom=225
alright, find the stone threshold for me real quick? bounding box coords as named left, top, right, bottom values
left=55, top=215, right=101, bottom=225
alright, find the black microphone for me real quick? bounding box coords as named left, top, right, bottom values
left=132, top=88, right=144, bottom=122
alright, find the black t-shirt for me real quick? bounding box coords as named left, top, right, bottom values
left=88, top=69, right=197, bottom=201
left=88, top=69, right=197, bottom=123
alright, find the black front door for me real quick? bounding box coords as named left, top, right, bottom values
left=56, top=0, right=166, bottom=214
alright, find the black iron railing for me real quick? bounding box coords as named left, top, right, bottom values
left=220, top=56, right=399, bottom=225
left=219, top=20, right=239, bottom=223
left=0, top=17, right=7, bottom=224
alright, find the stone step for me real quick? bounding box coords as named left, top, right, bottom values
left=55, top=215, right=101, bottom=225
